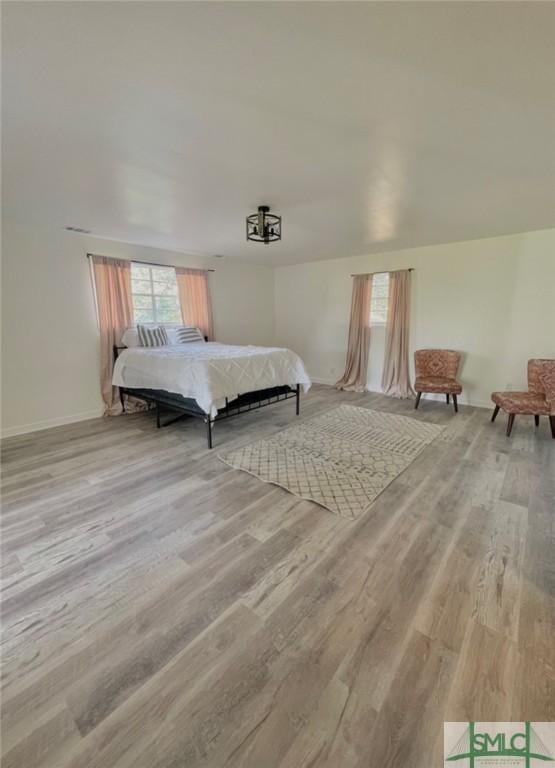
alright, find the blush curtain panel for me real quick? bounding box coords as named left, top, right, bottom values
left=381, top=269, right=414, bottom=398
left=336, top=274, right=373, bottom=392
left=91, top=255, right=134, bottom=415
left=175, top=267, right=214, bottom=341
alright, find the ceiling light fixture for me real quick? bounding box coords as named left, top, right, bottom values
left=246, top=205, right=281, bottom=244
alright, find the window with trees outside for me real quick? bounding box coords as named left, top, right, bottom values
left=370, top=272, right=390, bottom=325
left=131, top=263, right=182, bottom=324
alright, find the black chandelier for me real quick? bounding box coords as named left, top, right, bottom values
left=246, top=205, right=281, bottom=244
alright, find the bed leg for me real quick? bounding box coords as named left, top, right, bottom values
left=119, top=388, right=126, bottom=413
left=206, top=418, right=213, bottom=449
left=296, top=384, right=300, bottom=416
left=156, top=403, right=161, bottom=429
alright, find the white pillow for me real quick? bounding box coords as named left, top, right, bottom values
left=121, top=327, right=140, bottom=347
left=165, top=328, right=182, bottom=345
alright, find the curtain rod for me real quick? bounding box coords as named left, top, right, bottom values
left=350, top=268, right=413, bottom=277
left=86, top=253, right=215, bottom=272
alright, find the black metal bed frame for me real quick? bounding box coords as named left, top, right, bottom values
left=114, top=346, right=301, bottom=449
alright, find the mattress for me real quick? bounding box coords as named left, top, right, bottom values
left=112, top=342, right=311, bottom=417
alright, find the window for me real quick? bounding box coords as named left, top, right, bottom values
left=131, top=263, right=182, bottom=324
left=370, top=272, right=389, bottom=325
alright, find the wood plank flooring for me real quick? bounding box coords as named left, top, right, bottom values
left=1, top=385, right=554, bottom=768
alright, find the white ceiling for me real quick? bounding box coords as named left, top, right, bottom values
left=4, top=2, right=555, bottom=265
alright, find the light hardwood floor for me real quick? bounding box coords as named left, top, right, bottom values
left=1, top=385, right=554, bottom=768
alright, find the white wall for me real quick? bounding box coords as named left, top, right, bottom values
left=3, top=223, right=554, bottom=436
left=274, top=228, right=555, bottom=408
left=1, top=221, right=274, bottom=436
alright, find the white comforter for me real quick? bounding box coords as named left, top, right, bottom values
left=112, top=342, right=311, bottom=417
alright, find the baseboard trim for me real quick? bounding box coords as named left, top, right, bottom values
left=1, top=408, right=104, bottom=439
left=311, top=377, right=337, bottom=386
left=309, top=379, right=492, bottom=410
left=1, top=387, right=494, bottom=439
left=417, top=392, right=492, bottom=410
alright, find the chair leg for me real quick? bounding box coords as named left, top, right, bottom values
left=446, top=394, right=450, bottom=404
left=506, top=413, right=515, bottom=437
left=452, top=394, right=458, bottom=413
left=491, top=405, right=500, bottom=423
left=415, top=392, right=422, bottom=410
left=550, top=415, right=555, bottom=439
left=534, top=414, right=540, bottom=427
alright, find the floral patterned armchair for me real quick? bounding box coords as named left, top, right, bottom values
left=414, top=349, right=462, bottom=412
left=491, top=359, right=555, bottom=438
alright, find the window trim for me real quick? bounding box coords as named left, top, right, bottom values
left=131, top=262, right=182, bottom=325
left=369, top=272, right=390, bottom=326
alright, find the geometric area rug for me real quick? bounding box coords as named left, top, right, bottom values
left=219, top=405, right=444, bottom=520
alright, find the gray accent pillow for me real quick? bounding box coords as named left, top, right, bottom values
left=137, top=325, right=169, bottom=347
left=175, top=326, right=205, bottom=343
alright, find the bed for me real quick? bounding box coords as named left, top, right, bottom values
left=112, top=338, right=311, bottom=448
